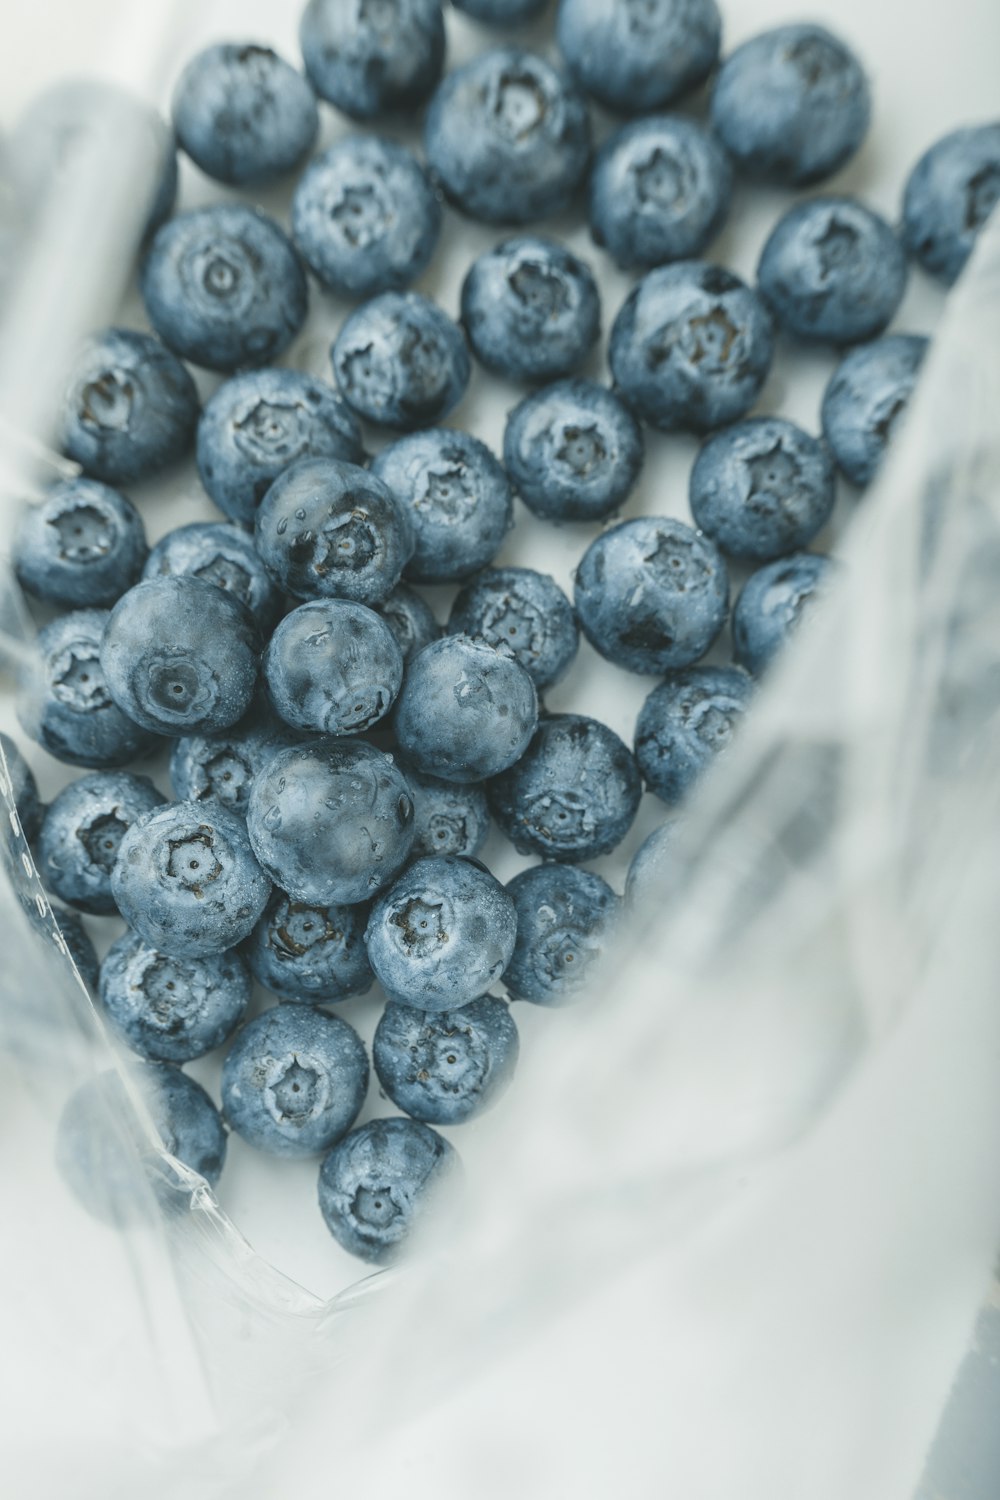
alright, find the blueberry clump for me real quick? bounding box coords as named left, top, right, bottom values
left=634, top=665, right=753, bottom=805
left=401, top=762, right=491, bottom=859
left=821, top=335, right=930, bottom=487
left=331, top=292, right=471, bottom=430
left=170, top=713, right=298, bottom=818
left=0, top=732, right=43, bottom=842
left=378, top=584, right=441, bottom=662
left=142, top=521, right=281, bottom=628
left=300, top=0, right=446, bottom=119
left=902, top=122, right=1000, bottom=285
left=100, top=931, right=251, bottom=1063
left=732, top=552, right=835, bottom=677
left=504, top=863, right=620, bottom=1005
left=318, top=1116, right=458, bottom=1264
left=557, top=0, right=721, bottom=114
left=374, top=996, right=519, bottom=1124
left=243, top=888, right=374, bottom=1003
left=264, top=600, right=404, bottom=735
left=448, top=567, right=579, bottom=688
left=625, top=821, right=676, bottom=907
left=37, top=770, right=165, bottom=914
left=455, top=0, right=549, bottom=21
left=14, top=479, right=147, bottom=608
left=503, top=378, right=644, bottom=523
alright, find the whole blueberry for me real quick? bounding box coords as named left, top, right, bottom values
left=172, top=42, right=318, bottom=186
left=111, top=801, right=272, bottom=959
left=424, top=47, right=591, bottom=225
left=503, top=378, right=643, bottom=523
left=255, top=457, right=414, bottom=604
left=460, top=236, right=600, bottom=383
left=625, top=820, right=675, bottom=907
left=38, top=771, right=165, bottom=915
left=292, top=136, right=442, bottom=299
left=14, top=479, right=147, bottom=608
left=378, top=584, right=441, bottom=662
left=821, top=335, right=930, bottom=487
left=557, top=0, right=721, bottom=114
left=365, top=854, right=518, bottom=1010
left=590, top=116, right=732, bottom=270
left=393, top=635, right=538, bottom=782
left=448, top=567, right=579, bottom=688
left=0, top=732, right=43, bottom=843
left=503, top=863, right=620, bottom=1005
left=331, top=292, right=470, bottom=430
left=61, top=328, right=199, bottom=485
left=100, top=930, right=250, bottom=1063
left=318, top=1115, right=458, bottom=1264
left=401, top=763, right=491, bottom=859
left=246, top=738, right=415, bottom=905
left=374, top=996, right=518, bottom=1125
left=455, top=0, right=549, bottom=21
left=689, top=417, right=836, bottom=561
left=222, top=1005, right=369, bottom=1158
left=634, top=665, right=753, bottom=805
left=300, top=0, right=445, bottom=119
left=575, top=517, right=729, bottom=674
left=903, top=124, right=1000, bottom=286
left=141, top=206, right=309, bottom=372
left=264, top=600, right=404, bottom=735
left=143, top=521, right=281, bottom=628
left=371, top=428, right=512, bottom=583
left=52, top=907, right=101, bottom=991
left=487, top=712, right=641, bottom=861
left=710, top=24, right=871, bottom=186
left=243, top=888, right=374, bottom=1003
left=609, top=262, right=774, bottom=432
left=170, top=712, right=299, bottom=818
left=197, top=368, right=364, bottom=526
left=732, top=552, right=835, bottom=677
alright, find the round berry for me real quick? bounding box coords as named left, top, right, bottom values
left=503, top=378, right=643, bottom=523
left=142, top=521, right=281, bottom=628
left=300, top=0, right=446, bottom=119
left=263, top=600, right=404, bottom=735
left=821, top=335, right=929, bottom=487
left=243, top=889, right=374, bottom=1004
left=448, top=567, right=579, bottom=688
left=402, top=764, right=491, bottom=860
left=170, top=714, right=299, bottom=819
left=100, top=931, right=251, bottom=1063
left=38, top=770, right=165, bottom=914
left=557, top=0, right=721, bottom=114
left=634, top=665, right=753, bottom=805
left=14, top=479, right=147, bottom=608
left=902, top=123, right=1000, bottom=286
left=460, top=236, right=600, bottom=384
left=504, top=863, right=620, bottom=1005
left=732, top=553, right=835, bottom=676
left=318, top=1116, right=458, bottom=1264
left=331, top=292, right=470, bottom=430
left=374, top=996, right=519, bottom=1125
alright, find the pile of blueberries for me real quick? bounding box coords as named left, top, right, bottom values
left=4, top=0, right=998, bottom=1264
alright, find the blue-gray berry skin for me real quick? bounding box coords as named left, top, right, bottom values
left=371, top=429, right=512, bottom=583
left=264, top=600, right=404, bottom=735
left=292, top=136, right=442, bottom=299
left=52, top=907, right=101, bottom=991
left=141, top=206, right=309, bottom=373
left=424, top=47, right=592, bottom=226
left=820, top=335, right=930, bottom=488
left=318, top=1115, right=458, bottom=1264
left=393, top=635, right=538, bottom=782
left=590, top=116, right=732, bottom=271
left=196, top=368, right=364, bottom=526
left=331, top=292, right=471, bottom=430
left=455, top=0, right=549, bottom=21
left=732, top=552, right=834, bottom=677
left=634, top=665, right=753, bottom=805
left=575, top=517, right=729, bottom=675
left=448, top=567, right=579, bottom=689
left=100, top=930, right=250, bottom=1063
left=14, top=480, right=147, bottom=609
left=365, top=854, right=518, bottom=1010
left=625, top=820, right=675, bottom=907
left=223, top=1005, right=369, bottom=1158
left=170, top=712, right=299, bottom=818
left=379, top=584, right=441, bottom=662
left=243, top=888, right=374, bottom=1003
left=374, top=996, right=518, bottom=1125
left=246, top=737, right=415, bottom=905
left=172, top=42, right=318, bottom=186
left=557, top=0, right=721, bottom=115
left=255, top=457, right=414, bottom=604
left=38, top=771, right=165, bottom=915
left=902, top=124, right=1000, bottom=286
left=401, top=762, right=491, bottom=859
left=111, top=801, right=272, bottom=959
left=487, top=712, right=641, bottom=861
left=142, top=522, right=281, bottom=629
left=0, top=733, right=43, bottom=843
left=689, top=417, right=836, bottom=562
left=503, top=378, right=643, bottom=523
left=61, top=329, right=199, bottom=486
left=300, top=0, right=445, bottom=119
left=710, top=24, right=871, bottom=187
left=503, top=863, right=620, bottom=1005
left=460, top=237, right=600, bottom=384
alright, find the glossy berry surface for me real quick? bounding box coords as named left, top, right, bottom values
left=100, top=930, right=251, bottom=1063
left=634, top=665, right=753, bottom=805
left=460, top=236, right=600, bottom=384
left=378, top=585, right=441, bottom=662
left=14, top=479, right=147, bottom=608
left=448, top=567, right=579, bottom=688
left=373, top=996, right=519, bottom=1124
left=318, top=1115, right=457, bottom=1264
left=331, top=292, right=470, bottom=430
left=821, top=335, right=929, bottom=487
left=902, top=122, right=1000, bottom=285
left=170, top=713, right=299, bottom=818
left=557, top=0, right=721, bottom=114
left=142, top=521, right=281, bottom=628
left=503, top=863, right=620, bottom=1005
left=503, top=378, right=643, bottom=523
left=38, top=770, right=165, bottom=914
left=300, top=0, right=446, bottom=119
left=401, top=763, right=491, bottom=860
left=243, top=888, right=374, bottom=1004
left=264, top=599, right=404, bottom=735
left=732, top=552, right=835, bottom=677
left=0, top=732, right=43, bottom=843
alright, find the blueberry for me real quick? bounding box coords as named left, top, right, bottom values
left=255, top=457, right=415, bottom=604
left=460, top=236, right=600, bottom=384
left=374, top=996, right=518, bottom=1124
left=625, top=820, right=675, bottom=907
left=732, top=552, right=834, bottom=677
left=0, top=733, right=43, bottom=843
left=590, top=116, right=732, bottom=271
left=820, top=335, right=930, bottom=487
left=609, top=262, right=774, bottom=432
left=246, top=737, right=415, bottom=904
left=371, top=429, right=512, bottom=582
left=170, top=712, right=299, bottom=818
left=300, top=0, right=445, bottom=119
left=487, top=712, right=641, bottom=861
left=318, top=1115, right=458, bottom=1264
left=38, top=771, right=165, bottom=915
left=172, top=41, right=318, bottom=186
left=378, top=584, right=441, bottom=662
left=503, top=378, right=644, bottom=523
left=264, top=600, right=404, bottom=735
left=222, top=1005, right=369, bottom=1158
left=141, top=206, right=309, bottom=373
left=575, top=517, right=729, bottom=674
left=243, top=888, right=374, bottom=1003
left=61, top=328, right=199, bottom=486
left=424, top=47, right=591, bottom=225
left=51, top=907, right=101, bottom=991
left=455, top=0, right=549, bottom=22
left=393, top=635, right=538, bottom=782
left=448, top=567, right=579, bottom=688
left=401, top=763, right=491, bottom=859
left=292, top=136, right=442, bottom=299
left=503, top=863, right=620, bottom=1005
left=14, top=479, right=147, bottom=608
left=143, top=521, right=281, bottom=628
left=101, top=930, right=251, bottom=1063
left=710, top=24, right=871, bottom=186
left=902, top=124, right=1000, bottom=286
left=111, top=801, right=272, bottom=959
left=634, top=665, right=753, bottom=805
left=557, top=0, right=721, bottom=114
left=331, top=292, right=470, bottom=430
left=689, top=417, right=836, bottom=561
